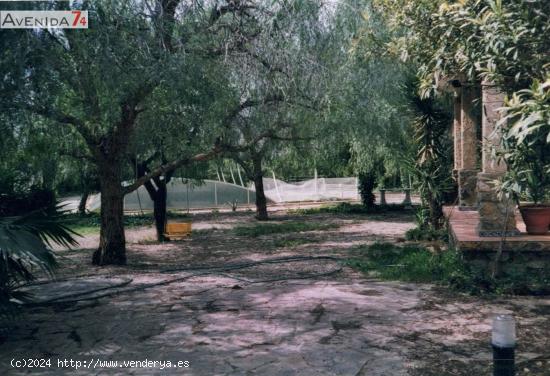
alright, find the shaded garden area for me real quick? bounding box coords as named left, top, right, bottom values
left=1, top=208, right=550, bottom=375
left=1, top=0, right=549, bottom=375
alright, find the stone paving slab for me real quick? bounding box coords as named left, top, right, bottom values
left=1, top=211, right=549, bottom=376
left=2, top=271, right=549, bottom=376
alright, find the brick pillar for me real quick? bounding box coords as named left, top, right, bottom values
left=477, top=81, right=519, bottom=236
left=458, top=83, right=479, bottom=210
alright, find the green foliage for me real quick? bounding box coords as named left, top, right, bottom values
left=290, top=202, right=369, bottom=215
left=405, top=226, right=448, bottom=242
left=497, top=79, right=550, bottom=204
left=290, top=202, right=409, bottom=215
left=404, top=82, right=454, bottom=229
left=266, top=0, right=414, bottom=181
left=0, top=206, right=78, bottom=322
left=503, top=79, right=550, bottom=145
left=273, top=237, right=319, bottom=248
left=233, top=221, right=335, bottom=237
left=372, top=1, right=549, bottom=209
left=348, top=242, right=464, bottom=282
left=405, top=208, right=448, bottom=242
left=348, top=242, right=550, bottom=295
left=0, top=113, right=65, bottom=195
left=357, top=172, right=377, bottom=209
left=429, top=0, right=549, bottom=91
left=374, top=0, right=549, bottom=95
left=0, top=188, right=56, bottom=216
left=350, top=143, right=388, bottom=209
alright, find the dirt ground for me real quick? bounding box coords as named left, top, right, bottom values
left=1, top=209, right=549, bottom=375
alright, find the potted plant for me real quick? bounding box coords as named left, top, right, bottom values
left=497, top=81, right=550, bottom=235
left=499, top=164, right=550, bottom=235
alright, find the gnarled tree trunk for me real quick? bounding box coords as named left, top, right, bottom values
left=426, top=190, right=444, bottom=230
left=152, top=181, right=168, bottom=241
left=358, top=171, right=377, bottom=211
left=135, top=158, right=172, bottom=242
left=92, top=162, right=126, bottom=266
left=252, top=156, right=268, bottom=221
left=78, top=188, right=89, bottom=215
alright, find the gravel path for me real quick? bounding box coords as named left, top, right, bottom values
left=1, top=210, right=549, bottom=375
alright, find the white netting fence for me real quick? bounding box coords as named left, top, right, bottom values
left=260, top=177, right=359, bottom=203
left=86, top=180, right=257, bottom=212
left=60, top=177, right=416, bottom=212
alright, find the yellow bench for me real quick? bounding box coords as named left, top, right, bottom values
left=164, top=222, right=192, bottom=240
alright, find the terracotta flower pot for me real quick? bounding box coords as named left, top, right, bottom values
left=519, top=205, right=550, bottom=235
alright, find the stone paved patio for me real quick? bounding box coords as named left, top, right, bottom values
left=1, top=210, right=549, bottom=375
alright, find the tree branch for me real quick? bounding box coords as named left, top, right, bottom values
left=123, top=130, right=277, bottom=195
left=59, top=149, right=95, bottom=163
left=222, top=93, right=285, bottom=126
left=124, top=146, right=222, bottom=195
left=210, top=1, right=258, bottom=24
left=27, top=104, right=100, bottom=146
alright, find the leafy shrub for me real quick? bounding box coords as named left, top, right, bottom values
left=348, top=242, right=550, bottom=295
left=497, top=79, right=550, bottom=205
left=0, top=206, right=77, bottom=324
left=0, top=188, right=56, bottom=216
left=405, top=227, right=448, bottom=242
left=290, top=202, right=412, bottom=216
left=358, top=172, right=377, bottom=210
left=289, top=203, right=355, bottom=215
left=273, top=237, right=319, bottom=248
left=405, top=208, right=449, bottom=241
left=348, top=242, right=462, bottom=283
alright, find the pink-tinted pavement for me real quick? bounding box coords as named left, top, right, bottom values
left=1, top=211, right=548, bottom=376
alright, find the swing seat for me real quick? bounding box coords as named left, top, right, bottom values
left=164, top=222, right=192, bottom=240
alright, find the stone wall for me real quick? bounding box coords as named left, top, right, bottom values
left=458, top=169, right=478, bottom=210
left=476, top=172, right=518, bottom=236
left=462, top=249, right=550, bottom=277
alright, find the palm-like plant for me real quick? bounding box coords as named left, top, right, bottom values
left=406, top=84, right=454, bottom=229
left=0, top=205, right=78, bottom=320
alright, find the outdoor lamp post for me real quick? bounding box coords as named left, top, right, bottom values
left=492, top=314, right=516, bottom=376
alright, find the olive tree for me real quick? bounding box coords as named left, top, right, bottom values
left=2, top=0, right=265, bottom=265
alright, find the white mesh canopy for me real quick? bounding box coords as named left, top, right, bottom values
left=258, top=177, right=359, bottom=203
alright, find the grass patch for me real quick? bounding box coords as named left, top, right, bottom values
left=290, top=202, right=412, bottom=216
left=63, top=212, right=190, bottom=235
left=348, top=242, right=461, bottom=283
left=273, top=237, right=319, bottom=248
left=192, top=227, right=223, bottom=236
left=234, top=221, right=334, bottom=237
left=348, top=242, right=550, bottom=295
left=405, top=226, right=449, bottom=242
left=290, top=202, right=373, bottom=215
left=67, top=224, right=100, bottom=236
